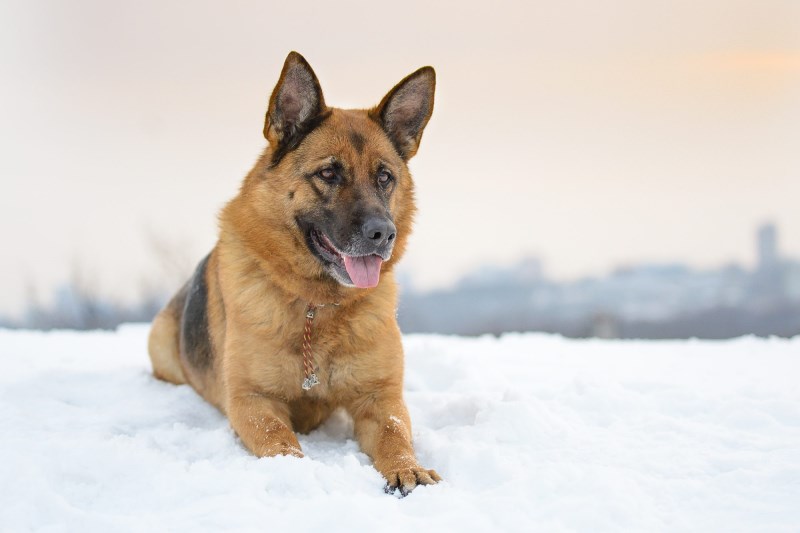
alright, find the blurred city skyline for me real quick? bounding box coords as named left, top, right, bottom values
left=1, top=0, right=799, bottom=317
left=399, top=221, right=800, bottom=338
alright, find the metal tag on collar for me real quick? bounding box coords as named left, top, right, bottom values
left=302, top=373, right=320, bottom=390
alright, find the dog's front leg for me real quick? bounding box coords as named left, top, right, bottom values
left=227, top=391, right=303, bottom=458
left=351, top=390, right=441, bottom=495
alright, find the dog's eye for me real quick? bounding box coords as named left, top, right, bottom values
left=377, top=170, right=393, bottom=186
left=317, top=168, right=338, bottom=184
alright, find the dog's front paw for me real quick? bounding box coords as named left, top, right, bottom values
left=264, top=441, right=304, bottom=458
left=247, top=418, right=304, bottom=458
left=383, top=467, right=441, bottom=497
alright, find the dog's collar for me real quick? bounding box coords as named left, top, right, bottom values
left=300, top=302, right=339, bottom=391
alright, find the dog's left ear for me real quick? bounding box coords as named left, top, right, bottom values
left=264, top=52, right=327, bottom=160
left=371, top=66, right=435, bottom=160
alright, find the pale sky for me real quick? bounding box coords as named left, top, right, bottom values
left=1, top=0, right=799, bottom=316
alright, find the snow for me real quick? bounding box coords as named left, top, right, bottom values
left=1, top=325, right=799, bottom=532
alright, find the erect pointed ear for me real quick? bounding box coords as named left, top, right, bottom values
left=264, top=52, right=328, bottom=162
left=371, top=66, right=436, bottom=160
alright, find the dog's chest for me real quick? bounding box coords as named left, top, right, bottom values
left=280, top=305, right=394, bottom=400
left=314, top=344, right=362, bottom=395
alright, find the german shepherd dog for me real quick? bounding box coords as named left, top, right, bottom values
left=148, top=52, right=439, bottom=495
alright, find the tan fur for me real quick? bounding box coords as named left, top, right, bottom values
left=148, top=52, right=439, bottom=494
left=148, top=293, right=186, bottom=385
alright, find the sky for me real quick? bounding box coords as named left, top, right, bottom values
left=1, top=0, right=799, bottom=316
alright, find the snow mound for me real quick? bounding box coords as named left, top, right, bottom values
left=1, top=326, right=799, bottom=532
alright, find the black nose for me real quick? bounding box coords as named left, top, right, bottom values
left=361, top=216, right=396, bottom=246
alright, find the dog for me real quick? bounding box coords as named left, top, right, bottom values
left=147, top=52, right=439, bottom=495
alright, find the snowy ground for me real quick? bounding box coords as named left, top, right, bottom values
left=1, top=326, right=799, bottom=532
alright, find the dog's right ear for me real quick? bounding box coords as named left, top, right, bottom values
left=264, top=52, right=327, bottom=161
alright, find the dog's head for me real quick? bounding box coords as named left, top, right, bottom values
left=238, top=52, right=434, bottom=292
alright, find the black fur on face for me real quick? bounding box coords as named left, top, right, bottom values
left=294, top=157, right=397, bottom=287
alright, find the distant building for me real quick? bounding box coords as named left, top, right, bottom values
left=591, top=312, right=619, bottom=339
left=516, top=257, right=544, bottom=283
left=752, top=222, right=783, bottom=306
left=757, top=223, right=778, bottom=274
left=785, top=262, right=800, bottom=301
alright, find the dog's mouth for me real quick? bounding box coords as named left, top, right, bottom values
left=308, top=227, right=384, bottom=288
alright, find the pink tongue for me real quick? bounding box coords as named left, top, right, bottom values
left=343, top=255, right=383, bottom=288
